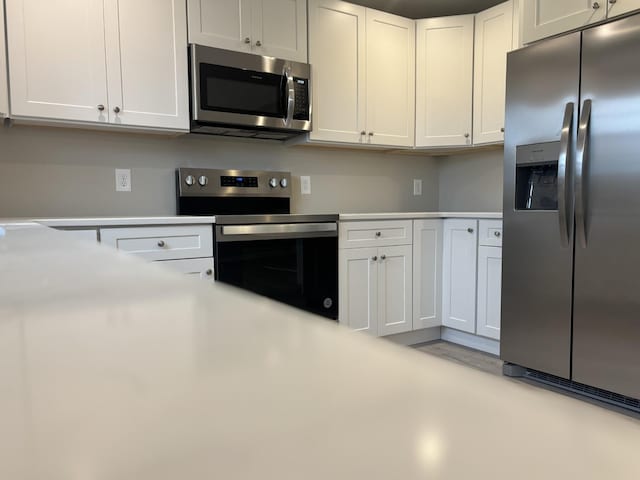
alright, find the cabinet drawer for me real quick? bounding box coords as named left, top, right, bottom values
left=340, top=220, right=413, bottom=248
left=156, top=257, right=214, bottom=282
left=100, top=225, right=213, bottom=261
left=478, top=220, right=502, bottom=247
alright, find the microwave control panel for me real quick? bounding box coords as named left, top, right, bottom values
left=293, top=78, right=309, bottom=120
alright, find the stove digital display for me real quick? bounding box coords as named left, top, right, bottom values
left=221, top=176, right=259, bottom=188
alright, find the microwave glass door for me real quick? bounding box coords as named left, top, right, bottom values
left=200, top=64, right=285, bottom=118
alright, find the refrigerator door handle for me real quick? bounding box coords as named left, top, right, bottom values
left=558, top=102, right=574, bottom=248
left=576, top=99, right=592, bottom=248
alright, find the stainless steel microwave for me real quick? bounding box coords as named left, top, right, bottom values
left=189, top=44, right=311, bottom=140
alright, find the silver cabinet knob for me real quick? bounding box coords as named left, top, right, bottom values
left=467, top=228, right=474, bottom=234
left=255, top=40, right=262, bottom=47
left=184, top=175, right=195, bottom=186
left=205, top=269, right=213, bottom=276
left=375, top=231, right=381, bottom=237
left=269, top=178, right=278, bottom=188
left=157, top=240, right=166, bottom=248
left=97, top=104, right=105, bottom=111
left=368, top=132, right=374, bottom=136
left=360, top=130, right=366, bottom=135
left=464, top=133, right=470, bottom=138
left=609, top=0, right=616, bottom=3
left=494, top=231, right=501, bottom=237
left=114, top=106, right=121, bottom=114
left=244, top=37, right=251, bottom=44
left=280, top=178, right=288, bottom=188
left=500, top=127, right=505, bottom=133
left=380, top=255, right=386, bottom=261
left=592, top=1, right=600, bottom=8
left=371, top=256, right=378, bottom=261
left=198, top=175, right=209, bottom=187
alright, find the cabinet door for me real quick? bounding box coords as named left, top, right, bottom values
left=473, top=1, right=514, bottom=145
left=608, top=0, right=640, bottom=18
left=339, top=247, right=378, bottom=335
left=442, top=219, right=478, bottom=333
left=0, top=0, right=8, bottom=117
left=476, top=246, right=502, bottom=340
left=522, top=0, right=606, bottom=44
left=308, top=0, right=366, bottom=143
left=413, top=220, right=443, bottom=330
left=416, top=15, right=474, bottom=147
left=252, top=0, right=307, bottom=62
left=104, top=0, right=189, bottom=131
left=6, top=0, right=109, bottom=122
left=187, top=0, right=252, bottom=53
left=365, top=10, right=415, bottom=147
left=378, top=245, right=412, bottom=336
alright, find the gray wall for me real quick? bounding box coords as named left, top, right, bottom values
left=437, top=148, right=504, bottom=212
left=0, top=124, right=440, bottom=218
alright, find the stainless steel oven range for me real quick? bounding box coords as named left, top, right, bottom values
left=176, top=168, right=338, bottom=320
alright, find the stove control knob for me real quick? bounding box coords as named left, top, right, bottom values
left=280, top=178, right=288, bottom=188
left=269, top=177, right=278, bottom=188
left=198, top=175, right=209, bottom=187
left=184, top=175, right=196, bottom=186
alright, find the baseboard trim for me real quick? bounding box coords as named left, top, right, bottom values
left=441, top=327, right=500, bottom=356
left=383, top=327, right=441, bottom=346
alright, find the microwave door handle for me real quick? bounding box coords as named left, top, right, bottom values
left=284, top=67, right=295, bottom=127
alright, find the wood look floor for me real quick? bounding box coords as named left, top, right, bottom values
left=414, top=340, right=503, bottom=376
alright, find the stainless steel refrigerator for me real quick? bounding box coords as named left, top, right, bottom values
left=502, top=13, right=640, bottom=401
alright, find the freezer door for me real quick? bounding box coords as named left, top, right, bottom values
left=501, top=33, right=580, bottom=378
left=572, top=14, right=640, bottom=399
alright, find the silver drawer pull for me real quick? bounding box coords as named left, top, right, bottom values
left=380, top=255, right=386, bottom=261
left=157, top=240, right=166, bottom=248
left=205, top=269, right=213, bottom=276
left=371, top=256, right=378, bottom=261
left=494, top=231, right=501, bottom=237
left=467, top=228, right=474, bottom=234
left=375, top=231, right=381, bottom=237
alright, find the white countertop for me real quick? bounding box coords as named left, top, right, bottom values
left=1, top=224, right=638, bottom=479
left=340, top=212, right=502, bottom=220
left=36, top=216, right=217, bottom=227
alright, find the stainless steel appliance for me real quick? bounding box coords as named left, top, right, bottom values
left=177, top=168, right=338, bottom=319
left=502, top=13, right=640, bottom=407
left=189, top=45, right=311, bottom=140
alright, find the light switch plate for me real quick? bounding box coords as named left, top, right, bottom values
left=413, top=179, right=422, bottom=196
left=301, top=176, right=311, bottom=195
left=115, top=169, right=131, bottom=192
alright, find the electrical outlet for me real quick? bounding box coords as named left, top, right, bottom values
left=115, top=169, right=131, bottom=192
left=301, top=175, right=311, bottom=195
left=413, top=179, right=422, bottom=196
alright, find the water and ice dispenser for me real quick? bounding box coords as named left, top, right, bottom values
left=515, top=142, right=560, bottom=210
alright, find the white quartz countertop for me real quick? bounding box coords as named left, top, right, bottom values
left=340, top=212, right=502, bottom=221
left=0, top=224, right=638, bottom=479
left=0, top=216, right=216, bottom=228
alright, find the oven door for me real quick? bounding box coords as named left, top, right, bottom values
left=214, top=223, right=338, bottom=320
left=191, top=45, right=311, bottom=132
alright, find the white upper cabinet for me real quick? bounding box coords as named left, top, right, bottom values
left=6, top=0, right=188, bottom=131
left=0, top=0, right=9, bottom=117
left=608, top=0, right=640, bottom=18
left=473, top=1, right=515, bottom=145
left=309, top=0, right=415, bottom=147
left=416, top=15, right=474, bottom=147
left=442, top=219, right=478, bottom=334
left=104, top=0, right=189, bottom=130
left=188, top=0, right=307, bottom=62
left=365, top=10, right=415, bottom=147
left=6, top=0, right=109, bottom=123
left=308, top=0, right=366, bottom=144
left=522, top=0, right=607, bottom=44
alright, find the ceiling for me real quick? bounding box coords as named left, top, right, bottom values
left=348, top=0, right=505, bottom=19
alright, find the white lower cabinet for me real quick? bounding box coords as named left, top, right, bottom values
left=0, top=0, right=9, bottom=117
left=412, top=220, right=443, bottom=330
left=476, top=246, right=502, bottom=340
left=442, top=219, right=478, bottom=333
left=339, top=220, right=413, bottom=336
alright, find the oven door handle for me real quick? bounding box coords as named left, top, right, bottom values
left=217, top=223, right=337, bottom=241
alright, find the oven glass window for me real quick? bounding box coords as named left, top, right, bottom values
left=200, top=64, right=285, bottom=118
left=216, top=237, right=338, bottom=320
